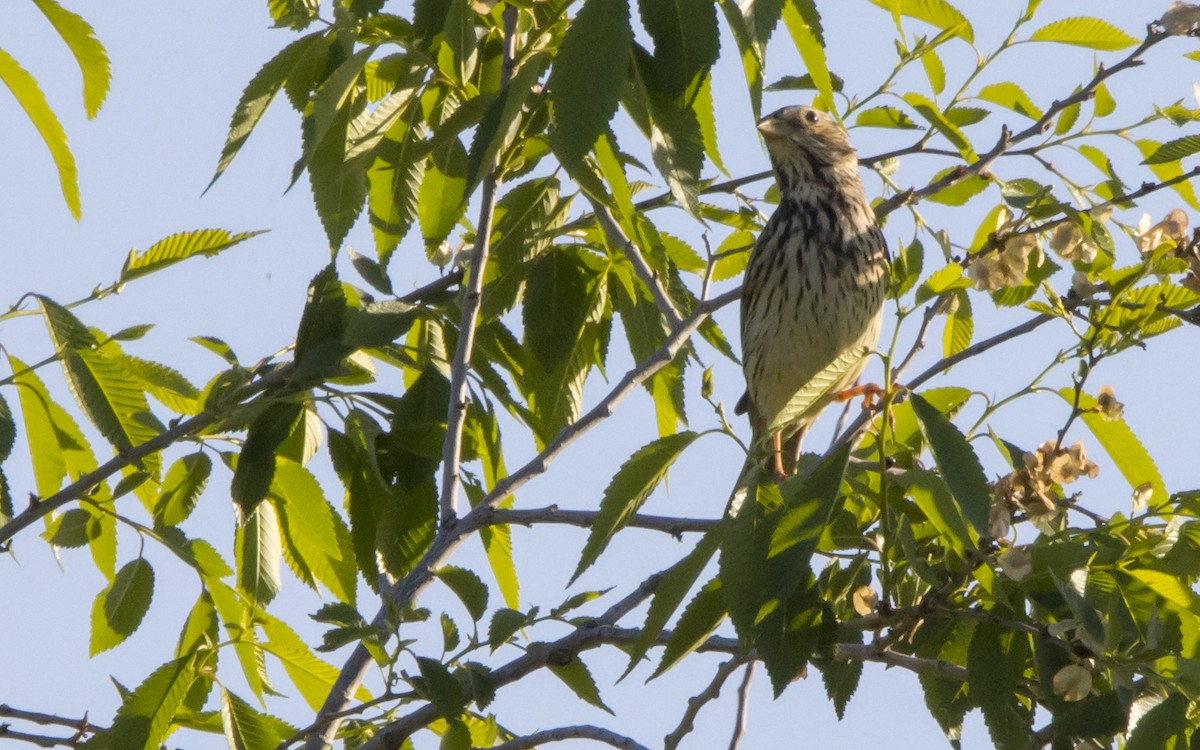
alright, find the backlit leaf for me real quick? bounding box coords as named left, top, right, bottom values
left=1028, top=17, right=1137, bottom=51
left=91, top=558, right=155, bottom=655
left=910, top=393, right=990, bottom=536
left=31, top=0, right=110, bottom=118
left=120, top=229, right=265, bottom=283
left=105, top=653, right=200, bottom=750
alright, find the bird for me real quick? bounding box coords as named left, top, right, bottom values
left=736, top=105, right=889, bottom=481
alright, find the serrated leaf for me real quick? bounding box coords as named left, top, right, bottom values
left=220, top=688, right=295, bottom=750
left=625, top=524, right=722, bottom=676
left=942, top=290, right=973, bottom=356
left=417, top=136, right=469, bottom=249
left=416, top=657, right=466, bottom=718
left=232, top=401, right=304, bottom=517
left=272, top=458, right=356, bottom=604
left=868, top=0, right=975, bottom=42
left=767, top=346, right=868, bottom=434
left=236, top=501, right=282, bottom=606
left=0, top=392, right=14, bottom=464
left=1028, top=16, right=1137, bottom=50
left=487, top=607, right=528, bottom=650
left=7, top=354, right=95, bottom=498
left=367, top=98, right=425, bottom=264
left=155, top=453, right=212, bottom=527
left=901, top=468, right=975, bottom=555
left=1126, top=693, right=1188, bottom=750
left=652, top=577, right=726, bottom=677
left=855, top=106, right=921, bottom=129
left=910, top=393, right=989, bottom=537
left=105, top=653, right=200, bottom=750
left=781, top=0, right=833, bottom=109
left=1142, top=134, right=1200, bottom=165
left=209, top=32, right=325, bottom=188
left=124, top=356, right=202, bottom=415
left=692, top=73, right=726, bottom=175
left=638, top=0, right=720, bottom=97
left=819, top=654, right=863, bottom=720
left=547, top=0, right=632, bottom=165
left=968, top=620, right=1029, bottom=749
left=920, top=47, right=945, bottom=95
left=31, top=0, right=109, bottom=118
left=903, top=92, right=978, bottom=162
left=435, top=566, right=490, bottom=622
left=927, top=168, right=990, bottom=206
left=573, top=431, right=701, bottom=581
left=1059, top=389, right=1167, bottom=508
left=0, top=47, right=80, bottom=219
left=548, top=654, right=612, bottom=713
left=261, top=614, right=371, bottom=710
left=91, top=558, right=155, bottom=655
left=43, top=507, right=95, bottom=548
left=120, top=229, right=265, bottom=283
left=977, top=81, right=1043, bottom=120
left=1127, top=568, right=1200, bottom=613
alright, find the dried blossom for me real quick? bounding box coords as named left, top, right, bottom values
left=1070, top=271, right=1100, bottom=301
left=1095, top=385, right=1124, bottom=421
left=1050, top=222, right=1097, bottom=264
left=1134, top=209, right=1189, bottom=255
left=1053, top=664, right=1093, bottom=702
left=1160, top=2, right=1200, bottom=34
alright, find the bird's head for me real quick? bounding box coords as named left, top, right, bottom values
left=757, top=106, right=858, bottom=182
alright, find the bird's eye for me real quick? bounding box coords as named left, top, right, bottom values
left=803, top=110, right=820, bottom=124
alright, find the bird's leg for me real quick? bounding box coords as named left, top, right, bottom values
left=771, top=432, right=788, bottom=482
left=834, top=382, right=885, bottom=408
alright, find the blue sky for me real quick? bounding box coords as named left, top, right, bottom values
left=2, top=1, right=1198, bottom=748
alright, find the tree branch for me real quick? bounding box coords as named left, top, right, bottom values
left=481, top=726, right=650, bottom=750
left=438, top=7, right=518, bottom=525
left=663, top=656, right=746, bottom=750
left=484, top=505, right=718, bottom=537
left=301, top=290, right=740, bottom=749
left=589, top=197, right=684, bottom=327
left=727, top=662, right=754, bottom=750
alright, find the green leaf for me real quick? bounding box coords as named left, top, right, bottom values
left=0, top=392, right=14, bottom=463
left=209, top=32, right=325, bottom=188
left=271, top=458, right=357, bottom=604
left=1126, top=693, right=1189, bottom=750
left=418, top=136, right=469, bottom=248
left=977, top=81, right=1043, bottom=120
left=548, top=654, right=612, bottom=713
left=652, top=577, right=726, bottom=677
left=547, top=0, right=632, bottom=165
left=901, top=468, right=975, bottom=555
left=855, top=106, right=921, bottom=129
left=309, top=105, right=371, bottom=250
left=868, top=0, right=975, bottom=42
left=1137, top=139, right=1200, bottom=210
left=124, top=356, right=202, bottom=415
left=7, top=354, right=95, bottom=498
left=91, top=558, right=155, bottom=655
left=105, top=654, right=200, bottom=750
left=40, top=299, right=159, bottom=480
left=942, top=290, right=973, bottom=357
left=487, top=608, right=530, bottom=651
left=638, top=0, right=720, bottom=97
left=236, top=500, right=282, bottom=606
left=968, top=620, right=1029, bottom=749
left=43, top=507, right=96, bottom=548
left=155, top=453, right=212, bottom=527
left=1058, top=389, right=1168, bottom=508
left=31, top=0, right=110, bottom=118
left=0, top=47, right=80, bottom=219
left=819, top=654, right=863, bottom=720
left=435, top=566, right=490, bottom=622
left=767, top=346, right=869, bottom=434
left=1142, top=134, right=1200, bottom=165
left=367, top=98, right=426, bottom=264
left=261, top=614, right=371, bottom=711
left=927, top=167, right=991, bottom=206
left=120, top=229, right=264, bottom=283
left=692, top=73, right=726, bottom=175
left=902, top=92, right=978, bottom=162
left=416, top=657, right=466, bottom=718
left=910, top=393, right=990, bottom=537
left=1127, top=568, right=1200, bottom=613
left=232, top=401, right=304, bottom=516
left=573, top=431, right=701, bottom=582
left=220, top=688, right=295, bottom=750
left=781, top=0, right=833, bottom=109
left=625, top=524, right=723, bottom=676
left=1027, top=16, right=1137, bottom=50
left=176, top=592, right=218, bottom=658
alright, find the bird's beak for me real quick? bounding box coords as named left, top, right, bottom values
left=757, top=117, right=791, bottom=142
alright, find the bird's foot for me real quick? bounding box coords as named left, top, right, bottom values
left=834, top=382, right=885, bottom=409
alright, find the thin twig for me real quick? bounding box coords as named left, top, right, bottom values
left=589, top=197, right=684, bottom=327
left=485, top=505, right=717, bottom=537
left=437, top=7, right=519, bottom=525
left=728, top=662, right=754, bottom=750
left=664, top=656, right=746, bottom=750
left=481, top=726, right=650, bottom=750
left=834, top=644, right=968, bottom=681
